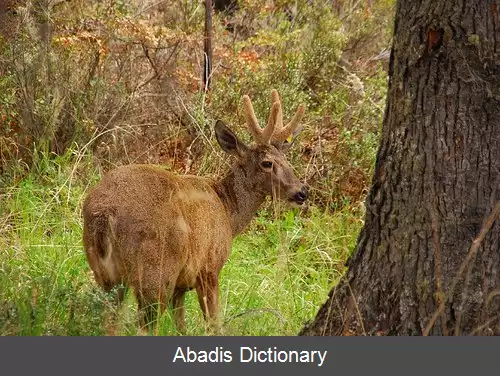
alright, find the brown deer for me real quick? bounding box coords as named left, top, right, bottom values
left=82, top=89, right=307, bottom=333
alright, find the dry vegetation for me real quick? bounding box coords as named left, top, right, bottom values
left=0, top=0, right=395, bottom=335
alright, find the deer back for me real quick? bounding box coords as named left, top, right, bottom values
left=83, top=164, right=233, bottom=290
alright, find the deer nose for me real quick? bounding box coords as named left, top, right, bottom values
left=294, top=186, right=308, bottom=204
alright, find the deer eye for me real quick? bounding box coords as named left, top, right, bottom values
left=261, top=161, right=273, bottom=169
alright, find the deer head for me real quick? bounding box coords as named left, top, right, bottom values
left=214, top=89, right=307, bottom=207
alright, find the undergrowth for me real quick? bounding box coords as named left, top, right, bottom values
left=0, top=150, right=363, bottom=335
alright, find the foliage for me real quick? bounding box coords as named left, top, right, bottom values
left=0, top=0, right=395, bottom=335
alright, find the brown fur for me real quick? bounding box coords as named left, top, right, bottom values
left=82, top=91, right=307, bottom=333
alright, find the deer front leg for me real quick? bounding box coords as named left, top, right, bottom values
left=195, top=273, right=220, bottom=333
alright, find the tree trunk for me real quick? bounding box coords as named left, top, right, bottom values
left=203, top=0, right=213, bottom=91
left=301, top=0, right=500, bottom=336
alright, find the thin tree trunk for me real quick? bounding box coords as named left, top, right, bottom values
left=301, top=0, right=500, bottom=336
left=203, top=0, right=213, bottom=91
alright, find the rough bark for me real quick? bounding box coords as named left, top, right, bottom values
left=301, top=0, right=500, bottom=336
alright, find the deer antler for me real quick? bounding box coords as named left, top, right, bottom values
left=267, top=89, right=305, bottom=142
left=242, top=89, right=305, bottom=145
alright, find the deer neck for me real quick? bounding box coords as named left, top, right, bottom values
left=213, top=163, right=267, bottom=237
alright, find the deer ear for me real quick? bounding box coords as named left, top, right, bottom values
left=272, top=139, right=293, bottom=153
left=272, top=124, right=303, bottom=153
left=215, top=120, right=248, bottom=159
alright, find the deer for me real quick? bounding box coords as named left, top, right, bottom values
left=82, top=89, right=308, bottom=334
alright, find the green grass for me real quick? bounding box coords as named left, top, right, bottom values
left=0, top=151, right=364, bottom=336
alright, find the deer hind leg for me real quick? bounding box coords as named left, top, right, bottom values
left=136, top=287, right=168, bottom=333
left=115, top=284, right=128, bottom=304
left=195, top=273, right=220, bottom=333
left=135, top=270, right=178, bottom=334
left=172, top=287, right=187, bottom=334
left=102, top=283, right=129, bottom=336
